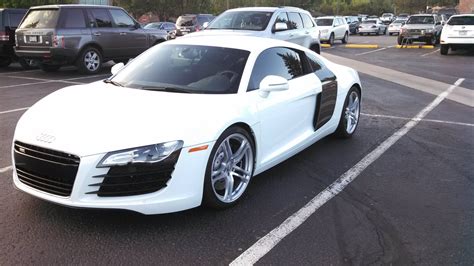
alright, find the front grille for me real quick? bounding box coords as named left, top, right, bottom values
left=409, top=29, right=422, bottom=34
left=87, top=149, right=181, bottom=197
left=14, top=141, right=80, bottom=197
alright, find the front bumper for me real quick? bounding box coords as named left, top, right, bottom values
left=12, top=141, right=214, bottom=215
left=359, top=28, right=379, bottom=33
left=14, top=46, right=77, bottom=65
left=441, top=36, right=474, bottom=45
left=400, top=32, right=435, bottom=42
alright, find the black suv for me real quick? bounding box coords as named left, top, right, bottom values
left=175, top=14, right=214, bottom=37
left=0, top=8, right=28, bottom=68
left=15, top=5, right=168, bottom=74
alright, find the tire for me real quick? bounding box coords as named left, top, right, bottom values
left=76, top=46, right=102, bottom=74
left=328, top=33, right=334, bottom=45
left=18, top=58, right=38, bottom=70
left=0, top=57, right=12, bottom=68
left=341, top=32, right=348, bottom=44
left=39, top=64, right=60, bottom=72
left=310, top=43, right=320, bottom=54
left=203, top=126, right=255, bottom=209
left=335, top=87, right=361, bottom=138
left=383, top=28, right=387, bottom=35
left=440, top=44, right=449, bottom=55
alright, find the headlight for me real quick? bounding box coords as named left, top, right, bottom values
left=98, top=140, right=183, bottom=167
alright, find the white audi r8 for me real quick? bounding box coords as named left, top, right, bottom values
left=12, top=36, right=362, bottom=214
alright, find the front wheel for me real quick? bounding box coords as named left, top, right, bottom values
left=203, top=127, right=255, bottom=209
left=328, top=33, right=335, bottom=45
left=335, top=87, right=361, bottom=138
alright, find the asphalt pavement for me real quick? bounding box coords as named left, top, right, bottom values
left=0, top=34, right=473, bottom=265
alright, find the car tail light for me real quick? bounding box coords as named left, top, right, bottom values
left=52, top=35, right=65, bottom=48
left=0, top=32, right=9, bottom=41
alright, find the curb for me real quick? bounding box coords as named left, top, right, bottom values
left=321, top=44, right=331, bottom=48
left=396, top=45, right=435, bottom=49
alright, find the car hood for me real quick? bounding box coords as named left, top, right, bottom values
left=14, top=83, right=248, bottom=157
left=184, top=30, right=266, bottom=38
left=403, top=24, right=435, bottom=30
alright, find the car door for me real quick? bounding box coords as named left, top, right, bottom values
left=248, top=47, right=321, bottom=165
left=109, top=8, right=147, bottom=57
left=287, top=12, right=306, bottom=46
left=88, top=8, right=119, bottom=59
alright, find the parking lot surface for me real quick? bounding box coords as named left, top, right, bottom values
left=0, top=35, right=473, bottom=265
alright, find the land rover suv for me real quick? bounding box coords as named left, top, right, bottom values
left=187, top=7, right=321, bottom=54
left=15, top=5, right=168, bottom=74
left=398, top=14, right=443, bottom=45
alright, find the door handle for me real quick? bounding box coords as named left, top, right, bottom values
left=93, top=32, right=101, bottom=36
left=120, top=32, right=127, bottom=36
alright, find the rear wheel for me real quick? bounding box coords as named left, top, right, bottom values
left=18, top=58, right=38, bottom=69
left=310, top=43, right=320, bottom=54
left=0, top=57, right=12, bottom=68
left=203, top=127, right=255, bottom=209
left=440, top=44, right=449, bottom=55
left=335, top=87, right=361, bottom=138
left=76, top=46, right=102, bottom=74
left=341, top=32, right=348, bottom=44
left=39, top=64, right=60, bottom=72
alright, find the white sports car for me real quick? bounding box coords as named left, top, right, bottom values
left=12, top=36, right=362, bottom=214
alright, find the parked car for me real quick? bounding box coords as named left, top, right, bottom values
left=186, top=7, right=321, bottom=54
left=15, top=5, right=169, bottom=74
left=397, top=13, right=410, bottom=20
left=316, top=16, right=350, bottom=45
left=0, top=8, right=31, bottom=68
left=144, top=22, right=176, bottom=39
left=11, top=35, right=362, bottom=214
left=345, top=16, right=361, bottom=34
left=398, top=14, right=443, bottom=45
left=440, top=14, right=474, bottom=55
left=175, top=14, right=214, bottom=37
left=380, top=13, right=395, bottom=24
left=358, top=19, right=387, bottom=35
left=388, top=19, right=407, bottom=35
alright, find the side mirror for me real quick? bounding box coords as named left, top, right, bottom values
left=259, top=75, right=289, bottom=98
left=111, top=62, right=125, bottom=75
left=273, top=22, right=288, bottom=32
left=202, top=22, right=209, bottom=29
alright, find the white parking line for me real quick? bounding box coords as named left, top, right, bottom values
left=362, top=113, right=474, bottom=127
left=356, top=47, right=387, bottom=56
left=230, top=78, right=464, bottom=266
left=421, top=49, right=440, bottom=57
left=0, top=166, right=13, bottom=173
left=0, top=74, right=108, bottom=89
left=0, top=107, right=29, bottom=115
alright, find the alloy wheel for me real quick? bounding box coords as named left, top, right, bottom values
left=84, top=51, right=100, bottom=72
left=344, top=91, right=360, bottom=134
left=211, top=133, right=253, bottom=203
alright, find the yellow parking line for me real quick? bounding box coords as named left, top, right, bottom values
left=321, top=44, right=331, bottom=48
left=345, top=44, right=379, bottom=49
left=396, top=45, right=435, bottom=49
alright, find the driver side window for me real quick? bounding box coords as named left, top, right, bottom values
left=248, top=47, right=304, bottom=91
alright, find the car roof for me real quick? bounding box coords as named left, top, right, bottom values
left=449, top=14, right=474, bottom=17
left=225, top=6, right=306, bottom=13
left=30, top=4, right=122, bottom=9
left=317, top=16, right=341, bottom=19
left=411, top=14, right=435, bottom=17
left=166, top=35, right=307, bottom=53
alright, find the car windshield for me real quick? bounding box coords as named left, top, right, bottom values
left=407, top=16, right=434, bottom=24
left=144, top=23, right=162, bottom=29
left=316, top=18, right=333, bottom=26
left=111, top=44, right=250, bottom=94
left=207, top=11, right=273, bottom=31
left=447, top=16, right=474, bottom=25
left=177, top=16, right=195, bottom=27
left=382, top=14, right=391, bottom=17
left=362, top=20, right=377, bottom=24
left=19, top=9, right=59, bottom=29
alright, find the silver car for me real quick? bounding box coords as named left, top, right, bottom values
left=358, top=19, right=387, bottom=35
left=185, top=7, right=321, bottom=54
left=388, top=19, right=407, bottom=35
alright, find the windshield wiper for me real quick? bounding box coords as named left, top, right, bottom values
left=140, top=86, right=192, bottom=93
left=103, top=79, right=124, bottom=87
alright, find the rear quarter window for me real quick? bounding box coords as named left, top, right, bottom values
left=61, top=9, right=86, bottom=28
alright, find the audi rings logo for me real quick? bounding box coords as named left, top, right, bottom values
left=36, top=133, right=56, bottom=144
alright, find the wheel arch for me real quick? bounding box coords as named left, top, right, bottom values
left=74, top=42, right=104, bottom=62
